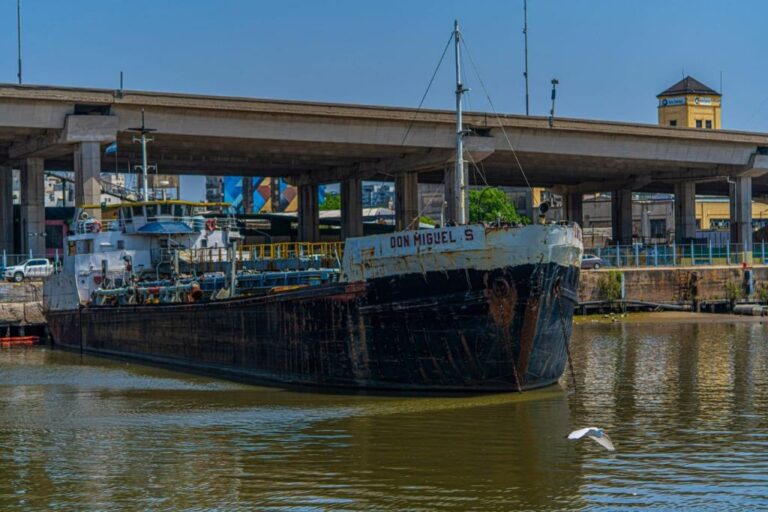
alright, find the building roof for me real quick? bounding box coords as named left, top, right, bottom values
left=658, top=76, right=721, bottom=97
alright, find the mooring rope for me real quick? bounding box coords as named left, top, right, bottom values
left=555, top=279, right=578, bottom=393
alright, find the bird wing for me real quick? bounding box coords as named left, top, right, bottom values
left=588, top=433, right=615, bottom=451
left=567, top=427, right=595, bottom=440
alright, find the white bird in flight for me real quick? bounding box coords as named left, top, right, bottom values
left=567, top=427, right=615, bottom=451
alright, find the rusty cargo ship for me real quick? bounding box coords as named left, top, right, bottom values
left=43, top=21, right=583, bottom=392
left=44, top=216, right=582, bottom=391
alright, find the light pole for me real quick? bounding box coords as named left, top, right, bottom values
left=548, top=78, right=559, bottom=127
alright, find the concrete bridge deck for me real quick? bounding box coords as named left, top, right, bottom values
left=2, top=83, right=768, bottom=253
left=2, top=83, right=768, bottom=190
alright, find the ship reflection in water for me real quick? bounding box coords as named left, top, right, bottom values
left=2, top=318, right=768, bottom=510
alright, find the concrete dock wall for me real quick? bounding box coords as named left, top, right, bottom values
left=0, top=282, right=45, bottom=327
left=579, top=266, right=767, bottom=305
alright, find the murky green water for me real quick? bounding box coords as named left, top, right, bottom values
left=1, top=318, right=768, bottom=510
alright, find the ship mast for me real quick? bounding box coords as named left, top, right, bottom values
left=128, top=110, right=156, bottom=201
left=453, top=20, right=468, bottom=225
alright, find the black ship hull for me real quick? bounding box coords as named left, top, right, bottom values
left=46, top=262, right=579, bottom=392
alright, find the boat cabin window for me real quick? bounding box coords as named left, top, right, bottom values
left=201, top=238, right=208, bottom=248
left=132, top=205, right=144, bottom=217
left=160, top=204, right=173, bottom=216
left=146, top=205, right=158, bottom=219
left=123, top=208, right=132, bottom=221
left=117, top=240, right=125, bottom=250
left=174, top=204, right=184, bottom=217
left=77, top=240, right=93, bottom=254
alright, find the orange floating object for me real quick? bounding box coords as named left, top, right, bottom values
left=0, top=336, right=40, bottom=348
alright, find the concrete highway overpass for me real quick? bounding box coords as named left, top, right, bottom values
left=2, top=83, right=768, bottom=254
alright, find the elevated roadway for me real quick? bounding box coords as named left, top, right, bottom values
left=2, top=83, right=768, bottom=252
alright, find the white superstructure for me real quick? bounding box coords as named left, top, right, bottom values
left=44, top=200, right=235, bottom=309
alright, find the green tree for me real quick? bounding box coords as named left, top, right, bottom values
left=418, top=216, right=435, bottom=227
left=319, top=193, right=341, bottom=211
left=468, top=188, right=529, bottom=224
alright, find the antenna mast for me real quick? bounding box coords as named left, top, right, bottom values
left=128, top=110, right=157, bottom=201
left=454, top=20, right=468, bottom=225
left=523, top=0, right=529, bottom=115
left=16, top=0, right=22, bottom=84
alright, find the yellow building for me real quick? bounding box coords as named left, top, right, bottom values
left=695, top=197, right=768, bottom=231
left=657, top=76, right=721, bottom=129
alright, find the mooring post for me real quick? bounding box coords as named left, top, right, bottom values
left=634, top=244, right=639, bottom=266
left=654, top=243, right=658, bottom=266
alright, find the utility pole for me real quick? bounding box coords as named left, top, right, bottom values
left=17, top=0, right=22, bottom=84
left=523, top=0, right=529, bottom=115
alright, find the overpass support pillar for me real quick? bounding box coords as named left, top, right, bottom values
left=0, top=166, right=13, bottom=254
left=730, top=176, right=753, bottom=257
left=20, top=158, right=46, bottom=256
left=674, top=182, right=696, bottom=244
left=340, top=178, right=363, bottom=240
left=0, top=166, right=14, bottom=254
left=74, top=141, right=102, bottom=221
left=298, top=183, right=319, bottom=242
left=611, top=189, right=633, bottom=245
left=395, top=172, right=419, bottom=230
left=564, top=193, right=583, bottom=225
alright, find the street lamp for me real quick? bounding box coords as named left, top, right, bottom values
left=548, top=78, right=559, bottom=127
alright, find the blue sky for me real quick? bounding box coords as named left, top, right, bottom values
left=0, top=0, right=765, bottom=131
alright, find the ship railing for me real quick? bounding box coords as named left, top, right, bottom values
left=182, top=247, right=231, bottom=265
left=237, top=242, right=345, bottom=262
left=73, top=219, right=126, bottom=235
left=179, top=242, right=345, bottom=272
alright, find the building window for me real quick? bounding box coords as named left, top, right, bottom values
left=695, top=120, right=703, bottom=128
left=669, top=120, right=677, bottom=127
left=705, top=120, right=713, bottom=129
left=710, top=218, right=729, bottom=230
left=650, top=219, right=667, bottom=238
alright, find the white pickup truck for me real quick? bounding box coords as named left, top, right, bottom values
left=4, top=259, right=54, bottom=282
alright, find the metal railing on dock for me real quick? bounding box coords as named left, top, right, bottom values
left=1, top=251, right=56, bottom=269
left=586, top=242, right=768, bottom=268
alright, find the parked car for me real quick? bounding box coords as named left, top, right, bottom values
left=581, top=254, right=607, bottom=270
left=4, top=258, right=54, bottom=282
